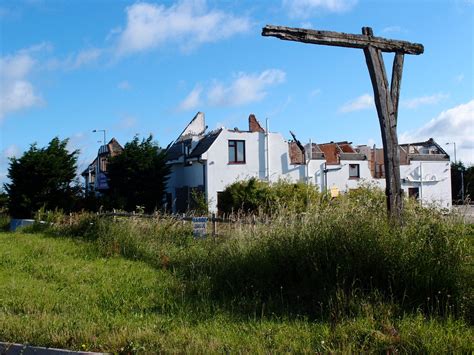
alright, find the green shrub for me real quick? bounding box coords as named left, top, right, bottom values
left=190, top=189, right=209, bottom=215
left=0, top=214, right=10, bottom=231
left=25, top=187, right=473, bottom=323
left=187, top=193, right=472, bottom=320
left=217, top=178, right=322, bottom=215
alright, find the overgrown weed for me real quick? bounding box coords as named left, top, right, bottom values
left=22, top=186, right=473, bottom=323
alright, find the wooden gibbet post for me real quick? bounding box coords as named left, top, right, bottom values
left=212, top=212, right=217, bottom=237
left=262, top=25, right=424, bottom=222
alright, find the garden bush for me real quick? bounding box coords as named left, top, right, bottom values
left=25, top=187, right=473, bottom=323
left=217, top=178, right=323, bottom=215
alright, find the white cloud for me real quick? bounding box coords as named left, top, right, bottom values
left=46, top=48, right=102, bottom=71
left=402, top=93, right=448, bottom=109
left=0, top=43, right=101, bottom=121
left=177, top=69, right=286, bottom=110
left=177, top=85, right=202, bottom=111
left=1, top=53, right=35, bottom=79
left=283, top=0, right=357, bottom=18
left=382, top=26, right=403, bottom=34
left=339, top=93, right=374, bottom=113
left=400, top=100, right=474, bottom=165
left=118, top=80, right=131, bottom=90
left=0, top=52, right=43, bottom=120
left=68, top=48, right=102, bottom=69
left=116, top=1, right=251, bottom=55
left=207, top=69, right=286, bottom=107
left=3, top=144, right=20, bottom=159
left=0, top=144, right=22, bottom=185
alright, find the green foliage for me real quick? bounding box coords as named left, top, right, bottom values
left=0, top=190, right=8, bottom=214
left=0, top=230, right=472, bottom=353
left=106, top=135, right=170, bottom=213
left=0, top=214, right=10, bottom=231
left=4, top=137, right=79, bottom=218
left=218, top=178, right=272, bottom=214
left=196, top=201, right=471, bottom=321
left=190, top=189, right=209, bottom=215
left=450, top=161, right=474, bottom=203
left=31, top=188, right=472, bottom=324
left=217, top=178, right=322, bottom=215
left=4, top=186, right=472, bottom=352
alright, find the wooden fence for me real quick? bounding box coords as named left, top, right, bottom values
left=96, top=210, right=265, bottom=237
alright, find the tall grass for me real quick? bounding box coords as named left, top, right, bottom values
left=1, top=229, right=471, bottom=353
left=26, top=187, right=473, bottom=323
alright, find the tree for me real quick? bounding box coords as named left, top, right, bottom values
left=5, top=137, right=79, bottom=218
left=466, top=165, right=474, bottom=202
left=450, top=162, right=474, bottom=204
left=106, top=135, right=170, bottom=213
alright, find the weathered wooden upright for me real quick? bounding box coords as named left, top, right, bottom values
left=262, top=25, right=424, bottom=222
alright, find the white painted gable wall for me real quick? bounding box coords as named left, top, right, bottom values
left=167, top=124, right=451, bottom=212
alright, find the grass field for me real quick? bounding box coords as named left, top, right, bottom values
left=0, top=230, right=472, bottom=353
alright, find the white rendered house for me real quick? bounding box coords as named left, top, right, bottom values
left=165, top=112, right=451, bottom=213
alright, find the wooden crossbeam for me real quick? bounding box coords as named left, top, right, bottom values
left=261, top=24, right=425, bottom=222
left=262, top=25, right=424, bottom=55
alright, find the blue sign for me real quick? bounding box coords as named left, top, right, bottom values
left=192, top=216, right=208, bottom=238
left=96, top=172, right=109, bottom=190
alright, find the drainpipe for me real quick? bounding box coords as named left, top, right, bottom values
left=324, top=162, right=328, bottom=192
left=266, top=118, right=270, bottom=182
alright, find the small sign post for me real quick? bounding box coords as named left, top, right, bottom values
left=192, top=216, right=208, bottom=238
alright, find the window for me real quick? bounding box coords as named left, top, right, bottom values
left=100, top=157, right=108, bottom=172
left=349, top=164, right=360, bottom=178
left=408, top=187, right=419, bottom=200
left=228, top=140, right=245, bottom=164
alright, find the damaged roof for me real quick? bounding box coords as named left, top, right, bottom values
left=166, top=129, right=223, bottom=162
left=188, top=128, right=223, bottom=158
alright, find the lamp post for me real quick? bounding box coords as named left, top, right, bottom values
left=93, top=129, right=106, bottom=145
left=445, top=142, right=456, bottom=163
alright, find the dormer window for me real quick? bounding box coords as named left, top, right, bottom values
left=228, top=140, right=245, bottom=164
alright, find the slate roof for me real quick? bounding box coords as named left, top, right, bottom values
left=166, top=129, right=222, bottom=162
left=165, top=138, right=191, bottom=161
left=188, top=129, right=222, bottom=158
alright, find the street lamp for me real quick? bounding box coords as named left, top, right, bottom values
left=445, top=142, right=456, bottom=163
left=446, top=142, right=466, bottom=204
left=93, top=129, right=106, bottom=145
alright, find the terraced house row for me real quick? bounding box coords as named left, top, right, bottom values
left=83, top=112, right=452, bottom=213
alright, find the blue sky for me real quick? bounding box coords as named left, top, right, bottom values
left=1, top=0, right=473, bottom=184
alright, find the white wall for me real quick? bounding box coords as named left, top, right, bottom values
left=324, top=160, right=381, bottom=193
left=400, top=161, right=451, bottom=209
left=205, top=130, right=320, bottom=211
left=205, top=130, right=265, bottom=211
left=170, top=128, right=452, bottom=212
left=321, top=159, right=451, bottom=208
